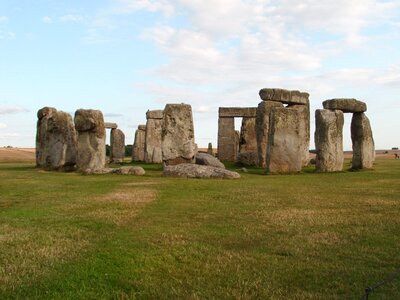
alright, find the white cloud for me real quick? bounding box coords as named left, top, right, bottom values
left=0, top=123, right=7, bottom=129
left=41, top=16, right=53, bottom=24
left=60, top=14, right=84, bottom=23
left=112, top=0, right=175, bottom=16
left=0, top=16, right=8, bottom=23
left=0, top=105, right=29, bottom=115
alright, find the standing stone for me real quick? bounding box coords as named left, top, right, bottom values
left=266, top=107, right=303, bottom=173
left=74, top=109, right=106, bottom=172
left=36, top=107, right=77, bottom=171
left=217, top=117, right=236, bottom=161
left=132, top=125, right=146, bottom=162
left=237, top=117, right=257, bottom=166
left=255, top=101, right=283, bottom=168
left=162, top=103, right=195, bottom=166
left=288, top=104, right=310, bottom=167
left=351, top=113, right=375, bottom=169
left=207, top=142, right=213, bottom=156
left=110, top=128, right=125, bottom=163
left=235, top=130, right=240, bottom=161
left=145, top=110, right=163, bottom=163
left=315, top=109, right=344, bottom=172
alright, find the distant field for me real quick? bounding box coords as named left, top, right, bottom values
left=0, top=148, right=35, bottom=163
left=0, top=157, right=399, bottom=299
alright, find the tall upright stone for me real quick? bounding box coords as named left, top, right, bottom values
left=237, top=117, right=257, bottom=166
left=132, top=125, right=146, bottom=162
left=36, top=107, right=77, bottom=171
left=217, top=117, right=236, bottom=161
left=207, top=142, right=214, bottom=156
left=110, top=128, right=125, bottom=163
left=74, top=109, right=106, bottom=172
left=162, top=103, right=195, bottom=166
left=145, top=110, right=163, bottom=163
left=255, top=101, right=283, bottom=168
left=266, top=107, right=303, bottom=174
left=315, top=109, right=344, bottom=172
left=351, top=113, right=375, bottom=169
left=288, top=104, right=310, bottom=167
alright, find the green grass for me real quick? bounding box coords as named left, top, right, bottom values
left=0, top=159, right=399, bottom=299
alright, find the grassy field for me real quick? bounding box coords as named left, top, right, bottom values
left=0, top=159, right=399, bottom=299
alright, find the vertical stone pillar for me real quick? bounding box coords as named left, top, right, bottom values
left=351, top=113, right=375, bottom=169
left=266, top=107, right=303, bottom=173
left=207, top=142, right=213, bottom=156
left=288, top=104, right=310, bottom=167
left=36, top=107, right=77, bottom=171
left=237, top=117, right=257, bottom=165
left=145, top=110, right=163, bottom=163
left=315, top=109, right=344, bottom=172
left=110, top=128, right=125, bottom=163
left=217, top=117, right=236, bottom=161
left=132, top=125, right=146, bottom=162
left=255, top=101, right=283, bottom=168
left=74, top=109, right=106, bottom=172
left=161, top=103, right=195, bottom=165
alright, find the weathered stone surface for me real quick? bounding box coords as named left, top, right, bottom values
left=219, top=107, right=257, bottom=118
left=255, top=101, right=283, bottom=168
left=163, top=164, right=240, bottom=179
left=110, top=128, right=125, bottom=163
left=145, top=111, right=163, bottom=163
left=112, top=166, right=145, bottom=175
left=207, top=142, right=213, bottom=155
left=132, top=125, right=146, bottom=162
left=266, top=107, right=303, bottom=174
left=217, top=117, right=236, bottom=162
left=36, top=107, right=77, bottom=171
left=104, top=122, right=117, bottom=129
left=315, top=109, right=344, bottom=172
left=74, top=109, right=106, bottom=172
left=288, top=104, right=310, bottom=167
left=146, top=109, right=164, bottom=119
left=322, top=99, right=366, bottom=113
left=259, top=88, right=309, bottom=105
left=235, top=130, right=240, bottom=161
left=238, top=117, right=257, bottom=166
left=195, top=152, right=225, bottom=169
left=237, top=151, right=258, bottom=166
left=351, top=113, right=375, bottom=169
left=162, top=104, right=195, bottom=165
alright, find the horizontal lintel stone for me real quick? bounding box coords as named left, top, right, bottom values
left=146, top=110, right=164, bottom=119
left=219, top=107, right=257, bottom=118
left=322, top=98, right=367, bottom=113
left=104, top=122, right=118, bottom=129
left=259, top=88, right=309, bottom=105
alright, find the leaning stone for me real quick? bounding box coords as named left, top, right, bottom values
left=255, top=101, right=283, bottom=168
left=315, top=109, right=344, bottom=172
left=351, top=113, right=375, bottom=169
left=36, top=107, right=77, bottom=171
left=266, top=107, right=303, bottom=174
left=112, top=166, right=145, bottom=175
left=74, top=109, right=106, bottom=172
left=195, top=152, right=225, bottom=169
left=163, top=164, right=240, bottom=179
left=323, top=98, right=367, bottom=113
left=110, top=128, right=125, bottom=163
left=162, top=104, right=196, bottom=165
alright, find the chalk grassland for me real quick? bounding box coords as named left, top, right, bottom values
left=0, top=148, right=35, bottom=163
left=0, top=159, right=399, bottom=299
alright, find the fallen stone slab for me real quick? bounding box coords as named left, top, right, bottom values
left=195, top=152, right=225, bottom=169
left=163, top=164, right=240, bottom=179
left=259, top=88, right=309, bottom=105
left=322, top=98, right=367, bottom=113
left=81, top=166, right=145, bottom=175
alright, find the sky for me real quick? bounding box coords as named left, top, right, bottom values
left=0, top=0, right=399, bottom=150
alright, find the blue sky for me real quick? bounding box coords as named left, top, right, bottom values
left=0, top=0, right=399, bottom=150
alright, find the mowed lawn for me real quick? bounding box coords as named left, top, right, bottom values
left=0, top=159, right=399, bottom=299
